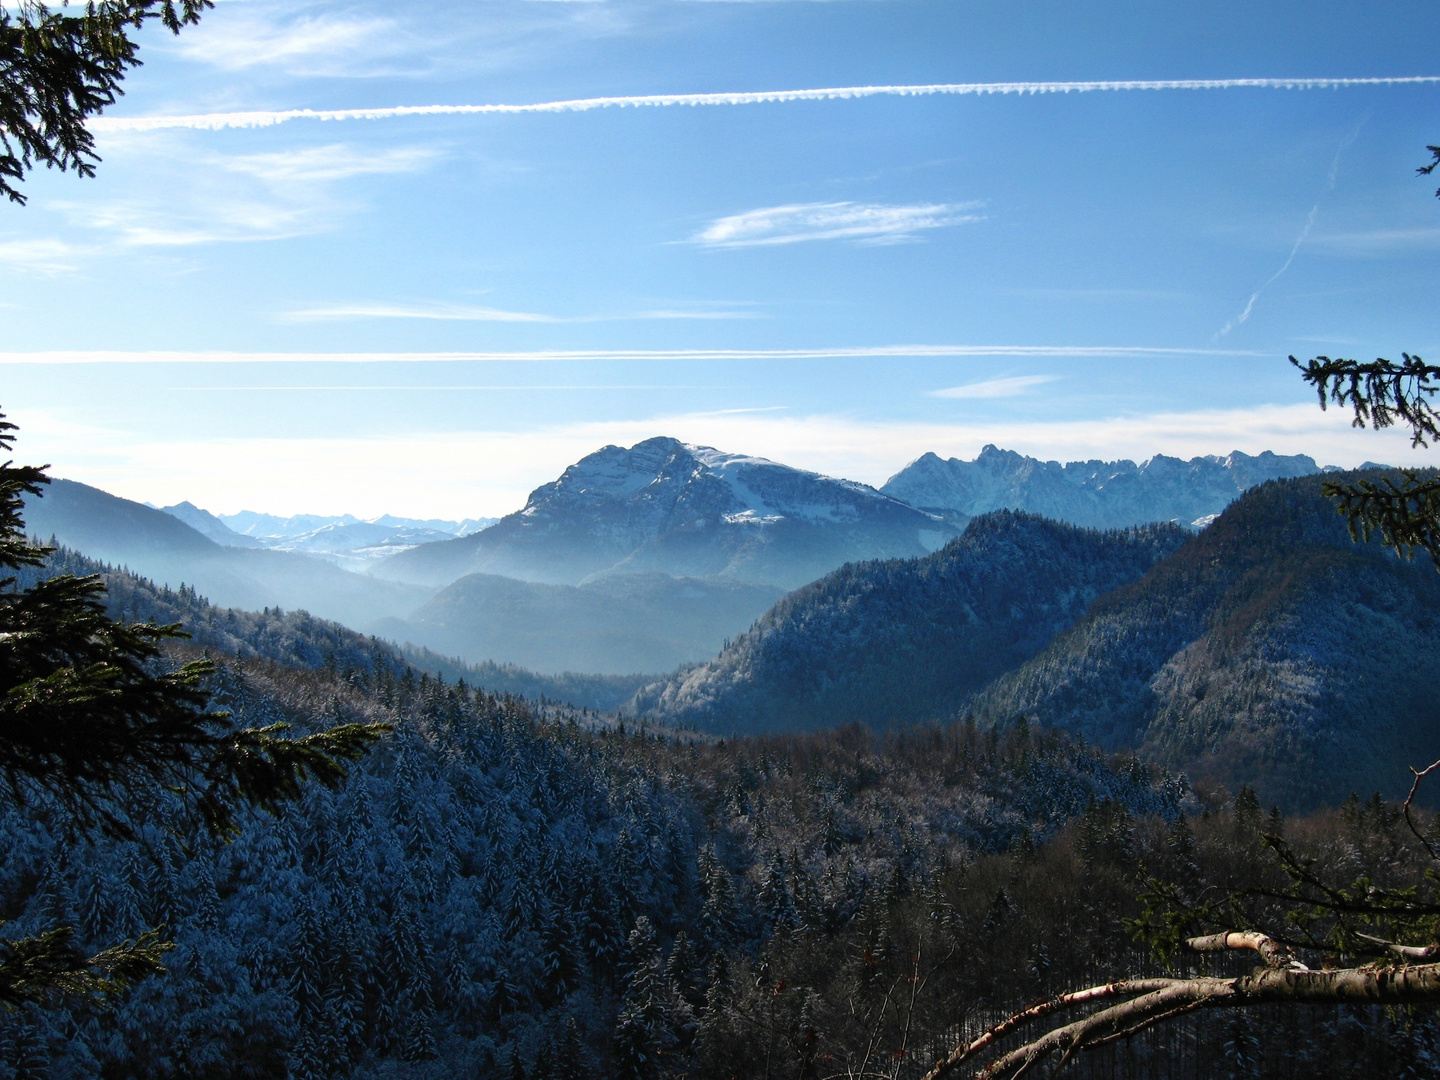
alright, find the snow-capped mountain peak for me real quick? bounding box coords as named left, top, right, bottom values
left=379, top=436, right=954, bottom=589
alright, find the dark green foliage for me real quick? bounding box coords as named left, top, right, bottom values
left=1293, top=352, right=1440, bottom=568
left=633, top=512, right=1188, bottom=734
left=0, top=1, right=210, bottom=204
left=1294, top=354, right=1440, bottom=449
left=0, top=925, right=169, bottom=1010
left=1419, top=143, right=1439, bottom=197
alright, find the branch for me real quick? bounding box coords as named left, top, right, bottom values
left=1354, top=933, right=1440, bottom=962
left=1291, top=354, right=1440, bottom=447
left=919, top=980, right=1183, bottom=1079
left=195, top=719, right=391, bottom=837
left=0, top=923, right=171, bottom=1010
left=1421, top=144, right=1440, bottom=197
left=960, top=963, right=1440, bottom=1080
left=1403, top=757, right=1440, bottom=860
left=1185, top=931, right=1307, bottom=970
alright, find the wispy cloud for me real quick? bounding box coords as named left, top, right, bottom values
left=1309, top=228, right=1440, bottom=256
left=175, top=10, right=415, bottom=77
left=59, top=143, right=438, bottom=248
left=1001, top=287, right=1194, bottom=301
left=928, top=375, right=1058, bottom=399
left=694, top=201, right=982, bottom=247
left=0, top=238, right=86, bottom=275
left=86, top=77, right=1440, bottom=133
left=285, top=302, right=559, bottom=324
left=280, top=302, right=762, bottom=323
left=0, top=345, right=1265, bottom=364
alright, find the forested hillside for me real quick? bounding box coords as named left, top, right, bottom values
left=969, top=471, right=1440, bottom=808
left=4, top=649, right=1432, bottom=1078
left=0, top=640, right=1192, bottom=1078
left=631, top=512, right=1189, bottom=734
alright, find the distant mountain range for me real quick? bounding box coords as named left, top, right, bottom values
left=25, top=480, right=433, bottom=629
left=881, top=446, right=1333, bottom=530
left=21, top=545, right=653, bottom=713
left=32, top=439, right=1400, bottom=693
left=375, top=436, right=956, bottom=589
left=159, top=502, right=496, bottom=570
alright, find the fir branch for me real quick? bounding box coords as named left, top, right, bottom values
left=1290, top=354, right=1440, bottom=447
left=195, top=719, right=391, bottom=836
left=0, top=923, right=171, bottom=1010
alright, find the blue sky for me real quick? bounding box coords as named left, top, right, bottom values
left=2, top=0, right=1438, bottom=517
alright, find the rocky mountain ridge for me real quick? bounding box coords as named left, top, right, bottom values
left=882, top=445, right=1332, bottom=530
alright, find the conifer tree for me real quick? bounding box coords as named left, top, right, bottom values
left=0, top=413, right=387, bottom=1008
left=1292, top=145, right=1440, bottom=568
left=1, top=1, right=213, bottom=204
left=614, top=916, right=681, bottom=1080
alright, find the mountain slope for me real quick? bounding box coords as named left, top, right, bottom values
left=376, top=571, right=784, bottom=674
left=23, top=479, right=432, bottom=628
left=375, top=436, right=954, bottom=589
left=630, top=512, right=1190, bottom=734
left=882, top=446, right=1324, bottom=529
left=968, top=472, right=1440, bottom=808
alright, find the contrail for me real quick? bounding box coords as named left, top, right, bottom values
left=87, top=76, right=1440, bottom=133
left=1216, top=120, right=1366, bottom=338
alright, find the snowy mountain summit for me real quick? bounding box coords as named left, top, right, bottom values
left=379, top=436, right=953, bottom=588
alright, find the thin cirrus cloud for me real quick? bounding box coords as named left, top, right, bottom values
left=0, top=238, right=86, bottom=275
left=928, top=375, right=1059, bottom=399
left=1308, top=228, right=1440, bottom=256
left=281, top=302, right=761, bottom=323
left=0, top=345, right=1265, bottom=364
left=57, top=143, right=438, bottom=249
left=693, top=201, right=983, bottom=248
left=173, top=11, right=417, bottom=76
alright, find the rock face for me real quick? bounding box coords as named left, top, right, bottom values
left=881, top=446, right=1324, bottom=530
left=628, top=512, right=1190, bottom=734
left=377, top=436, right=955, bottom=588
